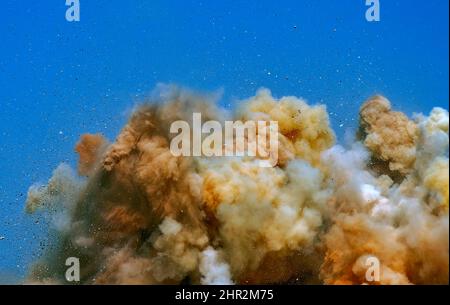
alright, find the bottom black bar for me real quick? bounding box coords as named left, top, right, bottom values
left=0, top=284, right=446, bottom=304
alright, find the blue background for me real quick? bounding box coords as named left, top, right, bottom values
left=0, top=0, right=448, bottom=282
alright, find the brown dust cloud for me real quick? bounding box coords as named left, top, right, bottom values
left=25, top=85, right=449, bottom=285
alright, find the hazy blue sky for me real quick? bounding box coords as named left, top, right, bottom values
left=0, top=0, right=448, bottom=282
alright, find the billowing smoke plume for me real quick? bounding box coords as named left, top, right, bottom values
left=26, top=85, right=449, bottom=284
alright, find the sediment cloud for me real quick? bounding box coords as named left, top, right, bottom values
left=26, top=85, right=449, bottom=284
